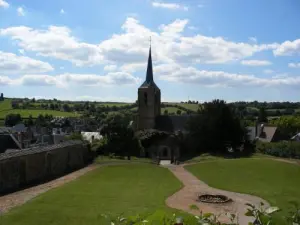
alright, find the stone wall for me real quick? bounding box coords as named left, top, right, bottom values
left=0, top=140, right=89, bottom=194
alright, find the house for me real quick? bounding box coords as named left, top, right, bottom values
left=247, top=123, right=281, bottom=143
left=81, top=132, right=102, bottom=143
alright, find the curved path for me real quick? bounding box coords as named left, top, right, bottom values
left=164, top=164, right=270, bottom=225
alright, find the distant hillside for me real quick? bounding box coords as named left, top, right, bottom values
left=0, top=99, right=79, bottom=119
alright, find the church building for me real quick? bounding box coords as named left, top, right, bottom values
left=135, top=45, right=193, bottom=162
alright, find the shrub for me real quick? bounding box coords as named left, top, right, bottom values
left=256, top=141, right=300, bottom=159
left=100, top=202, right=282, bottom=225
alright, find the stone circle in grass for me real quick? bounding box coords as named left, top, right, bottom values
left=198, top=194, right=232, bottom=204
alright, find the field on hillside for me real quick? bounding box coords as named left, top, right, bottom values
left=186, top=158, right=300, bottom=224
left=0, top=99, right=79, bottom=119
left=0, top=164, right=194, bottom=225
left=174, top=103, right=200, bottom=111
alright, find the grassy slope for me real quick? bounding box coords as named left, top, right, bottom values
left=186, top=158, right=300, bottom=224
left=1, top=164, right=186, bottom=225
left=174, top=103, right=199, bottom=112
left=0, top=99, right=79, bottom=119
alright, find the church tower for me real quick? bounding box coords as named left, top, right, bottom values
left=137, top=45, right=161, bottom=130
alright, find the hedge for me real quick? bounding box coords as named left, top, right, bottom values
left=256, top=141, right=300, bottom=159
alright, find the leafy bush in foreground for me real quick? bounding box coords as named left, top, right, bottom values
left=100, top=202, right=289, bottom=225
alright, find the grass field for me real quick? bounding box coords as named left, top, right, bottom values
left=0, top=99, right=79, bottom=119
left=174, top=103, right=200, bottom=112
left=1, top=164, right=192, bottom=225
left=161, top=107, right=183, bottom=114
left=186, top=158, right=300, bottom=224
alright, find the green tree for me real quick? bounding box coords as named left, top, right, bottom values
left=24, top=115, right=34, bottom=126
left=258, top=107, right=268, bottom=123
left=164, top=109, right=168, bottom=115
left=100, top=111, right=138, bottom=159
left=176, top=109, right=182, bottom=115
left=187, top=99, right=247, bottom=154
left=5, top=114, right=22, bottom=127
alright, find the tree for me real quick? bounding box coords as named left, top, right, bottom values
left=0, top=93, right=3, bottom=101
left=24, top=115, right=34, bottom=126
left=5, top=114, right=22, bottom=127
left=176, top=109, right=181, bottom=115
left=31, top=98, right=36, bottom=103
left=258, top=107, right=268, bottom=123
left=62, top=104, right=71, bottom=112
left=100, top=111, right=138, bottom=159
left=164, top=109, right=168, bottom=115
left=187, top=99, right=248, bottom=154
left=50, top=103, right=55, bottom=110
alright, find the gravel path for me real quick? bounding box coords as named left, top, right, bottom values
left=165, top=164, right=270, bottom=225
left=0, top=164, right=98, bottom=214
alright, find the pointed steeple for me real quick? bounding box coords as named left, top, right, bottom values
left=145, top=47, right=153, bottom=83
left=140, top=39, right=159, bottom=89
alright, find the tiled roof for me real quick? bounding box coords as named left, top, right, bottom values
left=246, top=125, right=278, bottom=142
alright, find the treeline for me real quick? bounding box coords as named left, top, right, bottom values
left=11, top=98, right=137, bottom=114
left=4, top=113, right=58, bottom=127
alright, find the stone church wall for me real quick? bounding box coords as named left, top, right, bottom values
left=0, top=141, right=89, bottom=194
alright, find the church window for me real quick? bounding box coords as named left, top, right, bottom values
left=144, top=92, right=148, bottom=105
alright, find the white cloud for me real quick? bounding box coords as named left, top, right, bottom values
left=0, top=17, right=279, bottom=68
left=273, top=39, right=300, bottom=56
left=75, top=95, right=134, bottom=103
left=104, top=64, right=117, bottom=71
left=155, top=63, right=300, bottom=88
left=19, top=49, right=25, bottom=55
left=271, top=73, right=288, bottom=79
left=263, top=69, right=274, bottom=74
left=0, top=72, right=140, bottom=87
left=188, top=26, right=198, bottom=31
left=0, top=26, right=103, bottom=66
left=0, top=76, right=12, bottom=85
left=249, top=37, right=257, bottom=43
left=60, top=9, right=65, bottom=14
left=152, top=1, right=188, bottom=11
left=17, top=7, right=25, bottom=16
left=120, top=63, right=146, bottom=72
left=241, top=60, right=272, bottom=66
left=0, top=0, right=9, bottom=8
left=288, top=62, right=300, bottom=68
left=0, top=51, right=54, bottom=74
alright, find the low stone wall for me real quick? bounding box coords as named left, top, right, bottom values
left=0, top=141, right=89, bottom=194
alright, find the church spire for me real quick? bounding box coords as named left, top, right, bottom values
left=139, top=37, right=159, bottom=89
left=145, top=45, right=153, bottom=83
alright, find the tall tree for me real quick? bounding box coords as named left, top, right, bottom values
left=258, top=107, right=268, bottom=123
left=187, top=99, right=247, bottom=154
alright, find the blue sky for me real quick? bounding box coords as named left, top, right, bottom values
left=1, top=0, right=300, bottom=102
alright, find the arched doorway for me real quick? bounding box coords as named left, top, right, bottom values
left=163, top=147, right=168, bottom=157
left=159, top=145, right=171, bottom=159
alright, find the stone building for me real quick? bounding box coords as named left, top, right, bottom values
left=137, top=47, right=161, bottom=130
left=135, top=45, right=192, bottom=162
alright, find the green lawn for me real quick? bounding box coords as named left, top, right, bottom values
left=0, top=99, right=79, bottom=119
left=0, top=99, right=12, bottom=111
left=186, top=158, right=300, bottom=224
left=1, top=164, right=190, bottom=225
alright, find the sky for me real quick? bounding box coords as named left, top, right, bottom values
left=1, top=0, right=300, bottom=103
